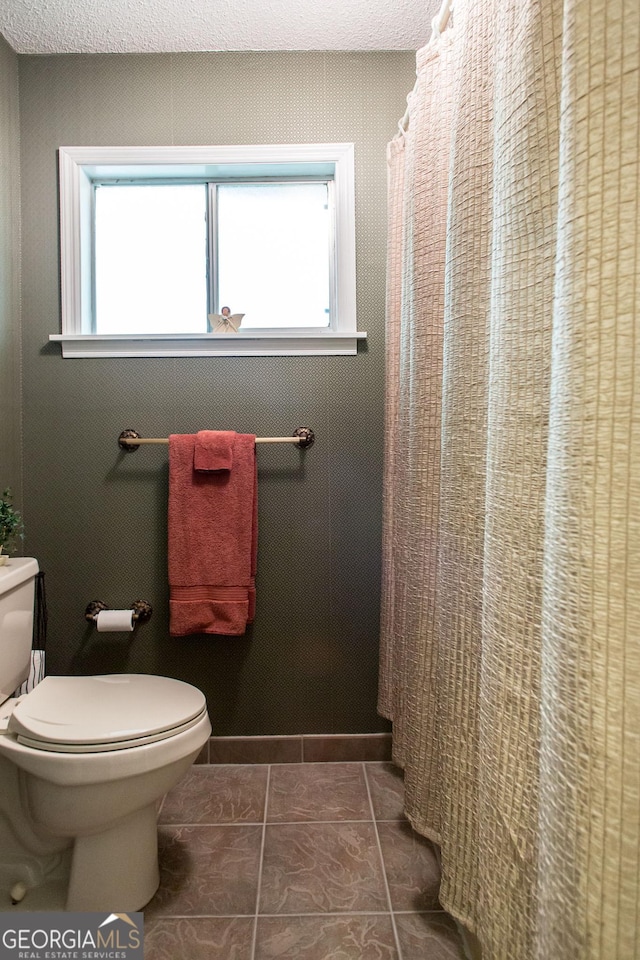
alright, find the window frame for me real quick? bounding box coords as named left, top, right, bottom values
left=51, top=144, right=365, bottom=358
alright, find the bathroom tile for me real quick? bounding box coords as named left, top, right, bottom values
left=144, top=917, right=254, bottom=959
left=267, top=762, right=371, bottom=822
left=259, top=822, right=388, bottom=914
left=394, top=913, right=465, bottom=959
left=303, top=734, right=392, bottom=763
left=143, top=761, right=460, bottom=960
left=365, top=762, right=407, bottom=821
left=208, top=736, right=303, bottom=764
left=255, top=915, right=398, bottom=959
left=377, top=821, right=441, bottom=911
left=159, top=765, right=268, bottom=824
left=146, top=824, right=262, bottom=917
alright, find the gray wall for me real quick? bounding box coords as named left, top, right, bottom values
left=17, top=51, right=415, bottom=735
left=0, top=34, right=22, bottom=502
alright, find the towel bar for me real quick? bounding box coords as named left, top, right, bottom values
left=118, top=427, right=315, bottom=451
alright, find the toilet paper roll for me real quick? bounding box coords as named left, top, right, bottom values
left=95, top=609, right=135, bottom=632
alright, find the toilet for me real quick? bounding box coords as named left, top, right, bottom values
left=0, top=558, right=211, bottom=912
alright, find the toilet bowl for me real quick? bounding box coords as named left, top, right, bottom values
left=0, top=559, right=211, bottom=912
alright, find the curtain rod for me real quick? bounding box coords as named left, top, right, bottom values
left=398, top=0, right=454, bottom=135
left=431, top=0, right=453, bottom=38
left=118, top=428, right=315, bottom=450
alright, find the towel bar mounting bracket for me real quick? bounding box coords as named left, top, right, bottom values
left=118, top=428, right=142, bottom=451
left=292, top=427, right=315, bottom=448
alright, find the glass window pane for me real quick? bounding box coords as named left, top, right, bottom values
left=217, top=182, right=331, bottom=328
left=94, top=184, right=207, bottom=335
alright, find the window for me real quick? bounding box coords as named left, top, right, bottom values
left=52, top=144, right=365, bottom=357
left=94, top=183, right=208, bottom=335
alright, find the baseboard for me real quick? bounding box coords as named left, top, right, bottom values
left=195, top=733, right=393, bottom=765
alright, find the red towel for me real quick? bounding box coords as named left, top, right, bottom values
left=194, top=430, right=235, bottom=472
left=168, top=432, right=257, bottom=636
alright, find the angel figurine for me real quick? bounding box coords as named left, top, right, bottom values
left=207, top=306, right=244, bottom=333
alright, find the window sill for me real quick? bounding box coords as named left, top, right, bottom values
left=49, top=330, right=367, bottom=358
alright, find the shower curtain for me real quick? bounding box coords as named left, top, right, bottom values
left=379, top=1, right=640, bottom=958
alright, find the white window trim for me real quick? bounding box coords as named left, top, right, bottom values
left=51, top=144, right=365, bottom=358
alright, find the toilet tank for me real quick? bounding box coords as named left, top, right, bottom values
left=0, top=558, right=39, bottom=703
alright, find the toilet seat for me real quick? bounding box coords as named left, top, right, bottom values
left=7, top=674, right=208, bottom=753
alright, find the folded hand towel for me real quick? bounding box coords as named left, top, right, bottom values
left=168, top=432, right=257, bottom=636
left=194, top=430, right=235, bottom=472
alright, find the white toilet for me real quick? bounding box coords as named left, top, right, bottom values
left=0, top=558, right=211, bottom=912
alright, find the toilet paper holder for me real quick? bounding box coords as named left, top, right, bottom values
left=85, top=599, right=153, bottom=625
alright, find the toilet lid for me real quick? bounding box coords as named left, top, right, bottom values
left=8, top=674, right=207, bottom=753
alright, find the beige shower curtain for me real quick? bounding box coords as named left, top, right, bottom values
left=379, top=1, right=640, bottom=958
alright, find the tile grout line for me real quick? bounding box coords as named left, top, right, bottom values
left=362, top=762, right=404, bottom=960
left=159, top=817, right=406, bottom=828
left=250, top=763, right=271, bottom=960
left=199, top=759, right=392, bottom=768
left=149, top=910, right=445, bottom=920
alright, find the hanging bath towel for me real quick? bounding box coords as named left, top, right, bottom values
left=168, top=431, right=257, bottom=636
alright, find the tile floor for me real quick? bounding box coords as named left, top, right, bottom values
left=144, top=761, right=465, bottom=959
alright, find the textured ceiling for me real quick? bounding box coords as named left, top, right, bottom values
left=0, top=0, right=438, bottom=54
